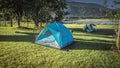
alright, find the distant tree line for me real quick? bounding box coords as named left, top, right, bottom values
left=0, top=0, right=66, bottom=28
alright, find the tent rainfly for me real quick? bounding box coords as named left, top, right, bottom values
left=35, top=22, right=74, bottom=49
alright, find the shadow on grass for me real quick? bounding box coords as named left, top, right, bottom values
left=92, top=29, right=115, bottom=35
left=0, top=32, right=37, bottom=43
left=70, top=28, right=116, bottom=35
left=0, top=28, right=115, bottom=50
left=17, top=27, right=37, bottom=30
left=63, top=39, right=115, bottom=50
left=15, top=31, right=38, bottom=35
left=69, top=28, right=84, bottom=32
left=62, top=28, right=116, bottom=50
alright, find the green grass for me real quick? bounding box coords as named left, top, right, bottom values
left=0, top=24, right=120, bottom=68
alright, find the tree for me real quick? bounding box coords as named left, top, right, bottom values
left=0, top=0, right=66, bottom=28
left=26, top=0, right=66, bottom=28
left=12, top=0, right=24, bottom=28
left=108, top=0, right=120, bottom=50
left=0, top=1, right=10, bottom=26
left=113, top=1, right=120, bottom=50
left=104, top=0, right=120, bottom=50
left=0, top=0, right=23, bottom=27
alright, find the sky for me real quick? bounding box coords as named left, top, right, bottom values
left=66, top=0, right=120, bottom=9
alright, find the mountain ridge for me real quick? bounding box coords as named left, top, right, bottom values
left=64, top=2, right=111, bottom=18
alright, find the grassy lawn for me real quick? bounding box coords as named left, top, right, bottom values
left=0, top=24, right=120, bottom=68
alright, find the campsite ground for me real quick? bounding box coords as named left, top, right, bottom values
left=0, top=23, right=120, bottom=68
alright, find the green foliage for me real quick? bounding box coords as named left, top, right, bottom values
left=0, top=24, right=120, bottom=68
left=0, top=0, right=66, bottom=27
left=103, top=0, right=120, bottom=50
left=29, top=0, right=66, bottom=26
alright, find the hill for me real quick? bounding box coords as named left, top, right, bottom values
left=64, top=2, right=112, bottom=18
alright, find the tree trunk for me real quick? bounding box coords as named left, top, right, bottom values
left=4, top=16, right=7, bottom=26
left=17, top=18, right=21, bottom=28
left=10, top=18, right=13, bottom=27
left=116, top=23, right=120, bottom=50
left=26, top=17, right=29, bottom=27
left=35, top=21, right=39, bottom=28
left=38, top=22, right=44, bottom=30
left=27, top=22, right=29, bottom=27
left=40, top=22, right=42, bottom=27
left=33, top=18, right=39, bottom=28
left=4, top=20, right=7, bottom=26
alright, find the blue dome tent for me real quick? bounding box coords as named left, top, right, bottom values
left=83, top=24, right=95, bottom=32
left=35, top=22, right=74, bottom=49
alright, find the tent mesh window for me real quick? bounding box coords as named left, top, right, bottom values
left=37, top=30, right=59, bottom=48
